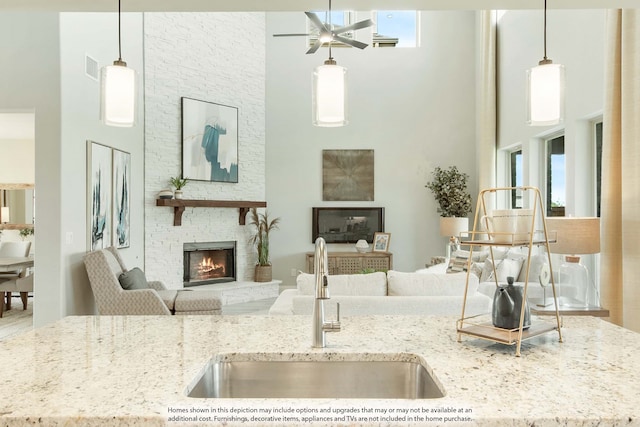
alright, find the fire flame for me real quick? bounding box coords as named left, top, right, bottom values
left=197, top=257, right=225, bottom=276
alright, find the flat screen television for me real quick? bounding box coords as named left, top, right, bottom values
left=312, top=207, right=385, bottom=244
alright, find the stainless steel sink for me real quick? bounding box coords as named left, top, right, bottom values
left=186, top=355, right=445, bottom=399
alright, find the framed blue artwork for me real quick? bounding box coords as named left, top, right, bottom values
left=181, top=97, right=239, bottom=183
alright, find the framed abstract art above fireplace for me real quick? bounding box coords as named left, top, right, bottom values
left=181, top=97, right=239, bottom=183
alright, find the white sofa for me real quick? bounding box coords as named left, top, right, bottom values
left=268, top=270, right=492, bottom=317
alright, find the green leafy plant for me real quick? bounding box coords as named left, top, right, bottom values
left=248, top=208, right=280, bottom=266
left=169, top=176, right=189, bottom=190
left=425, top=166, right=472, bottom=217
left=19, top=227, right=34, bottom=240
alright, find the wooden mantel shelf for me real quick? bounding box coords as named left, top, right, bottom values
left=156, top=199, right=267, bottom=226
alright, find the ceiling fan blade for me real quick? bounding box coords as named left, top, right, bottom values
left=333, top=35, right=368, bottom=50
left=306, top=39, right=323, bottom=54
left=334, top=19, right=374, bottom=34
left=305, top=11, right=329, bottom=32
left=273, top=33, right=312, bottom=37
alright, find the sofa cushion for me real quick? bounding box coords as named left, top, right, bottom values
left=517, top=254, right=548, bottom=283
left=480, top=258, right=523, bottom=283
left=290, top=294, right=491, bottom=317
left=387, top=270, right=478, bottom=296
left=296, top=272, right=387, bottom=296
left=118, top=267, right=149, bottom=290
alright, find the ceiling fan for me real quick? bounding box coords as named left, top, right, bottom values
left=273, top=0, right=374, bottom=54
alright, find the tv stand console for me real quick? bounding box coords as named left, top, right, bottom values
left=305, top=251, right=393, bottom=275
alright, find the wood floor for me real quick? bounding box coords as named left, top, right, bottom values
left=0, top=294, right=282, bottom=342
left=0, top=296, right=33, bottom=342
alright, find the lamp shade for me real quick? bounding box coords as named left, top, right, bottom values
left=100, top=62, right=137, bottom=127
left=526, top=62, right=565, bottom=126
left=440, top=217, right=468, bottom=238
left=546, top=217, right=600, bottom=254
left=313, top=60, right=348, bottom=127
left=0, top=206, right=9, bottom=223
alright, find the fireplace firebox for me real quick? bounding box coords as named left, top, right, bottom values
left=183, top=241, right=236, bottom=286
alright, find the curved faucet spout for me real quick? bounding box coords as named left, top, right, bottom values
left=314, top=237, right=329, bottom=299
left=312, top=237, right=341, bottom=348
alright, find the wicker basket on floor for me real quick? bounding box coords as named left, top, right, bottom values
left=255, top=265, right=272, bottom=282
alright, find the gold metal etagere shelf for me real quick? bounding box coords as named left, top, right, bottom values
left=456, top=186, right=563, bottom=357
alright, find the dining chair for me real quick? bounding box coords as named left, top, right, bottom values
left=0, top=241, right=32, bottom=317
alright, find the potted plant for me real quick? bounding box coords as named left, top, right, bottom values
left=170, top=177, right=188, bottom=199
left=19, top=227, right=34, bottom=241
left=248, top=208, right=280, bottom=282
left=425, top=166, right=472, bottom=256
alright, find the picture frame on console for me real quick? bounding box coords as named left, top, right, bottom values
left=373, top=232, right=391, bottom=252
left=181, top=97, right=239, bottom=183
left=312, top=207, right=384, bottom=244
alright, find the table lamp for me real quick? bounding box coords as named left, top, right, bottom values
left=1, top=206, right=9, bottom=224
left=546, top=217, right=600, bottom=308
left=440, top=217, right=469, bottom=259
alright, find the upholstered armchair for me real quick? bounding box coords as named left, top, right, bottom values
left=83, top=247, right=221, bottom=315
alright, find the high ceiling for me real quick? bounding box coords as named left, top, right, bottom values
left=0, top=0, right=636, bottom=12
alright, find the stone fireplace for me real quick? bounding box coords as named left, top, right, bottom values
left=183, top=241, right=237, bottom=287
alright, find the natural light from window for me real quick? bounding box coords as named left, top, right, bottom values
left=375, top=11, right=417, bottom=47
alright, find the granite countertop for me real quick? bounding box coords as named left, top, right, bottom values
left=0, top=314, right=638, bottom=426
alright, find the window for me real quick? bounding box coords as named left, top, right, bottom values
left=595, top=121, right=603, bottom=217
left=546, top=135, right=565, bottom=217
left=373, top=11, right=418, bottom=48
left=510, top=149, right=523, bottom=208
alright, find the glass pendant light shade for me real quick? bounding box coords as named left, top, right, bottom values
left=526, top=61, right=565, bottom=126
left=313, top=59, right=348, bottom=127
left=101, top=60, right=137, bottom=127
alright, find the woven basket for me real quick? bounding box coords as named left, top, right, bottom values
left=255, top=265, right=272, bottom=282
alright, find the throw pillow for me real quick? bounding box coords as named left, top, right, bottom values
left=118, top=267, right=149, bottom=290
left=480, top=257, right=524, bottom=283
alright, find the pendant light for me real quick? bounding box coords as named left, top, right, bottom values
left=101, top=0, right=137, bottom=127
left=526, top=0, right=565, bottom=126
left=312, top=0, right=348, bottom=127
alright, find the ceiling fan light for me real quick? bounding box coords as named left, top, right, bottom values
left=313, top=61, right=348, bottom=127
left=526, top=62, right=565, bottom=126
left=100, top=61, right=137, bottom=127
left=319, top=32, right=333, bottom=43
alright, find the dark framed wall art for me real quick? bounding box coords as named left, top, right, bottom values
left=322, top=149, right=374, bottom=201
left=181, top=97, right=239, bottom=183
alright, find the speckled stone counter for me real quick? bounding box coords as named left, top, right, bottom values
left=0, top=314, right=638, bottom=426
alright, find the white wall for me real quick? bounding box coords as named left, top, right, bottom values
left=0, top=139, right=35, bottom=183
left=497, top=10, right=605, bottom=216
left=59, top=12, right=145, bottom=315
left=0, top=12, right=62, bottom=326
left=266, top=11, right=478, bottom=285
left=143, top=13, right=266, bottom=287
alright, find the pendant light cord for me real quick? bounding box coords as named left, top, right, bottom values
left=328, top=0, right=333, bottom=60
left=543, top=0, right=548, bottom=61
left=118, top=0, right=123, bottom=61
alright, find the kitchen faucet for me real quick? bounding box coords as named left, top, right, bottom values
left=312, top=237, right=341, bottom=348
